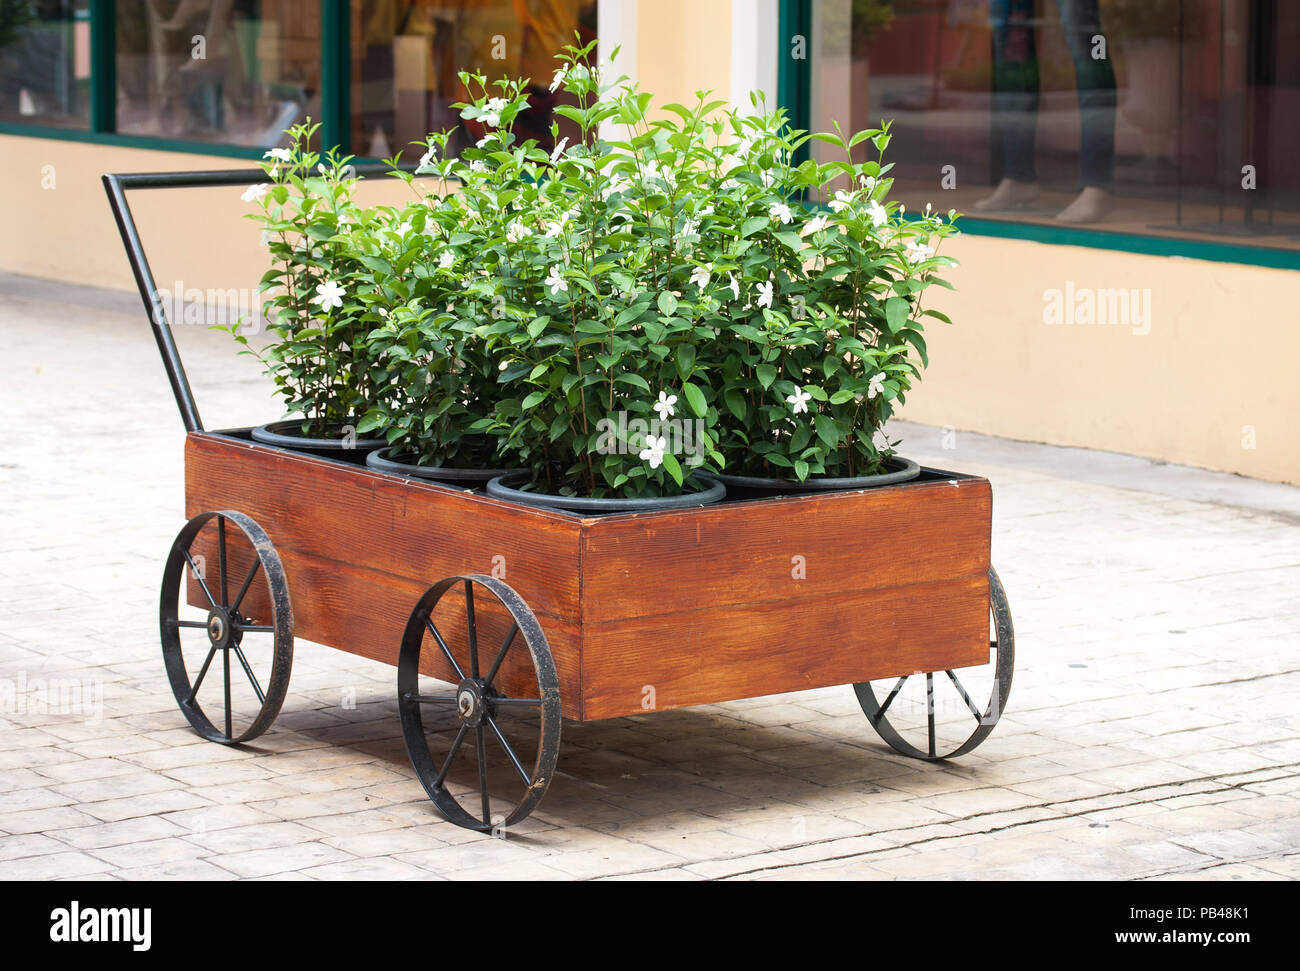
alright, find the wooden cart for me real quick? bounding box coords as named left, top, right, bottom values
left=107, top=169, right=1015, bottom=833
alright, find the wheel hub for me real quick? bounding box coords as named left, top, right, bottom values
left=455, top=678, right=491, bottom=726
left=206, top=607, right=240, bottom=649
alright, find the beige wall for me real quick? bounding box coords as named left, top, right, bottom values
left=899, top=233, right=1300, bottom=485
left=3, top=100, right=1298, bottom=487
left=0, top=136, right=414, bottom=295
left=635, top=0, right=731, bottom=114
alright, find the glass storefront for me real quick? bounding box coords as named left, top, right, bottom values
left=808, top=0, right=1300, bottom=250
left=0, top=1, right=90, bottom=129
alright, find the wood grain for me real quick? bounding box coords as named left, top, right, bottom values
left=184, top=432, right=994, bottom=725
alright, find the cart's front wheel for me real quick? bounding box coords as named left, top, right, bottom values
left=160, top=510, right=293, bottom=744
left=398, top=575, right=561, bottom=832
left=854, top=567, right=1014, bottom=761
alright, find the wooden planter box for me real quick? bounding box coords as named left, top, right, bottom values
left=186, top=430, right=992, bottom=722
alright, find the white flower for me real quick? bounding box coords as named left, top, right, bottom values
left=505, top=221, right=531, bottom=244
left=475, top=135, right=492, bottom=149
left=654, top=391, right=678, bottom=421
left=499, top=360, right=509, bottom=371
left=756, top=278, right=774, bottom=309
left=906, top=238, right=934, bottom=264
left=317, top=163, right=328, bottom=176
left=480, top=97, right=508, bottom=128
left=769, top=202, right=793, bottom=224
left=867, top=371, right=887, bottom=400
left=468, top=159, right=487, bottom=174
left=241, top=183, right=268, bottom=203
left=549, top=68, right=567, bottom=93
left=264, top=147, right=291, bottom=163
left=786, top=386, right=813, bottom=415
left=726, top=274, right=740, bottom=302
left=549, top=137, right=569, bottom=164
left=866, top=201, right=887, bottom=227
left=439, top=250, right=455, bottom=269
left=259, top=229, right=273, bottom=248
left=545, top=265, right=567, bottom=295
left=805, top=214, right=829, bottom=234
left=759, top=171, right=775, bottom=188
left=690, top=263, right=711, bottom=290
left=828, top=190, right=853, bottom=213
left=417, top=146, right=438, bottom=173
left=600, top=174, right=628, bottom=200
left=861, top=174, right=877, bottom=191
left=639, top=435, right=668, bottom=470
left=313, top=280, right=345, bottom=312
left=543, top=220, right=563, bottom=239
left=396, top=220, right=413, bottom=236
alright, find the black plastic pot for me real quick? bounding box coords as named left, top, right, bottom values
left=485, top=472, right=726, bottom=513
left=365, top=447, right=524, bottom=486
left=714, top=455, right=921, bottom=494
left=250, top=420, right=387, bottom=461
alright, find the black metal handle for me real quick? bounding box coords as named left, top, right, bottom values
left=101, top=162, right=427, bottom=434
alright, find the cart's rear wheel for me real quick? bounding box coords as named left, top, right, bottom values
left=398, top=574, right=561, bottom=832
left=854, top=567, right=1014, bottom=761
left=160, top=510, right=293, bottom=744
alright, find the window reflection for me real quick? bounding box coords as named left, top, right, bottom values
left=0, top=1, right=90, bottom=128
left=810, top=0, right=1300, bottom=250
left=115, top=1, right=319, bottom=147
left=352, top=0, right=597, bottom=159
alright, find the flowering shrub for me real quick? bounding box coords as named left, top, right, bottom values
left=239, top=41, right=959, bottom=493
left=234, top=122, right=381, bottom=437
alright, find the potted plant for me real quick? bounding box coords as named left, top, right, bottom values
left=232, top=121, right=387, bottom=459
left=399, top=43, right=956, bottom=504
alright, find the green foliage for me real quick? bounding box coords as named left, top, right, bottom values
left=233, top=121, right=383, bottom=437
left=233, top=38, right=960, bottom=494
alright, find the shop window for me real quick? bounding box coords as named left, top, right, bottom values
left=350, top=0, right=597, bottom=160
left=0, top=1, right=90, bottom=128
left=113, top=0, right=320, bottom=147
left=806, top=0, right=1300, bottom=251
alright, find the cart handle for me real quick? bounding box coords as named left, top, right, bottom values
left=102, top=162, right=425, bottom=433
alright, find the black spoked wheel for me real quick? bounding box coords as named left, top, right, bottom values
left=854, top=567, right=1014, bottom=761
left=160, top=511, right=293, bottom=744
left=397, top=574, right=561, bottom=832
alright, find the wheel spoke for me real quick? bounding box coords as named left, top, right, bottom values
left=946, top=669, right=984, bottom=723
left=238, top=624, right=275, bottom=634
left=184, top=550, right=217, bottom=608
left=486, top=715, right=531, bottom=786
left=465, top=581, right=479, bottom=678
left=231, top=559, right=261, bottom=612
left=232, top=645, right=265, bottom=704
left=873, top=675, right=909, bottom=725
left=217, top=517, right=229, bottom=606
left=432, top=723, right=469, bottom=789
left=491, top=697, right=542, bottom=707
left=926, top=673, right=936, bottom=758
left=476, top=724, right=490, bottom=826
left=405, top=694, right=458, bottom=705
left=425, top=620, right=465, bottom=681
left=186, top=646, right=219, bottom=704
left=483, top=623, right=518, bottom=689
left=223, top=646, right=233, bottom=740
left=168, top=618, right=207, bottom=629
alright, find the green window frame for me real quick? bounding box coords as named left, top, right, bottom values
left=0, top=0, right=351, bottom=161
left=773, top=0, right=1300, bottom=272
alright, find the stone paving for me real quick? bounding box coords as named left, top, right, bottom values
left=1, top=272, right=1298, bottom=880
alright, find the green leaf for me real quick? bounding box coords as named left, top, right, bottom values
left=675, top=343, right=695, bottom=380
left=756, top=364, right=777, bottom=389
left=724, top=388, right=747, bottom=420
left=794, top=459, right=810, bottom=480
left=657, top=291, right=678, bottom=317
left=526, top=315, right=550, bottom=338
left=661, top=452, right=683, bottom=486
left=682, top=382, right=707, bottom=418
left=814, top=413, right=839, bottom=448
left=522, top=391, right=547, bottom=410
left=884, top=296, right=909, bottom=334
